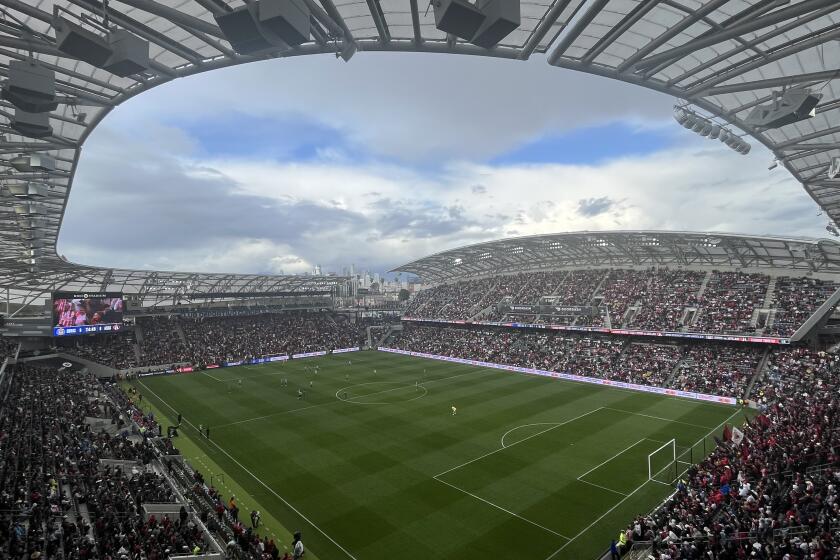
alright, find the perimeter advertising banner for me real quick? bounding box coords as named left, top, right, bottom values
left=378, top=347, right=737, bottom=406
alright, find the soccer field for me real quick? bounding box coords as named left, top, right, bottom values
left=134, top=350, right=744, bottom=560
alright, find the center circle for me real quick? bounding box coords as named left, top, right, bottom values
left=335, top=381, right=428, bottom=405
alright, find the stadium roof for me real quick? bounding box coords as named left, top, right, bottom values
left=392, top=231, right=840, bottom=283
left=1, top=1, right=840, bottom=305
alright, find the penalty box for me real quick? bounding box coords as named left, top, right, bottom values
left=433, top=407, right=693, bottom=541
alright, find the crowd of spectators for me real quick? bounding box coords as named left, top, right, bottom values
left=0, top=363, right=209, bottom=559
left=62, top=311, right=363, bottom=371
left=606, top=343, right=682, bottom=387
left=692, top=272, right=770, bottom=334
left=179, top=311, right=362, bottom=366
left=405, top=268, right=834, bottom=336
left=615, top=346, right=840, bottom=558
left=57, top=335, right=138, bottom=370
left=766, top=277, right=839, bottom=338
left=389, top=324, right=769, bottom=396
left=672, top=345, right=764, bottom=398
left=630, top=270, right=705, bottom=331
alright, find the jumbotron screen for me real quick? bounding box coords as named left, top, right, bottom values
left=52, top=292, right=125, bottom=337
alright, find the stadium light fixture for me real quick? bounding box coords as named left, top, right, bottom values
left=673, top=105, right=751, bottom=155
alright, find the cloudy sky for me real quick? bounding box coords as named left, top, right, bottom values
left=57, top=52, right=824, bottom=276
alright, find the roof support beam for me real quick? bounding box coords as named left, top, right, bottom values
left=616, top=0, right=730, bottom=73
left=580, top=0, right=659, bottom=64
left=777, top=126, right=840, bottom=149
left=703, top=69, right=840, bottom=96
left=685, top=24, right=840, bottom=97
left=365, top=0, right=390, bottom=42
left=408, top=0, right=422, bottom=45
left=520, top=0, right=574, bottom=60
left=111, top=0, right=226, bottom=40
left=665, top=4, right=835, bottom=87
left=547, top=0, right=611, bottom=65
left=632, top=0, right=837, bottom=72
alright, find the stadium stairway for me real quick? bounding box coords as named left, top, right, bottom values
left=174, top=321, right=188, bottom=345
left=745, top=346, right=773, bottom=401
left=696, top=270, right=712, bottom=299
left=763, top=276, right=778, bottom=309
left=665, top=352, right=687, bottom=387
left=549, top=270, right=571, bottom=295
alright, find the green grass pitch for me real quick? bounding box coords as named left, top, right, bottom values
left=133, top=350, right=745, bottom=560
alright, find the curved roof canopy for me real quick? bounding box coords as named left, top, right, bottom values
left=1, top=0, right=839, bottom=301
left=392, top=231, right=840, bottom=283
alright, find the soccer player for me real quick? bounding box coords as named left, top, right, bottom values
left=237, top=379, right=242, bottom=388
left=451, top=405, right=457, bottom=416
left=309, top=380, right=313, bottom=388
left=297, top=389, right=303, bottom=400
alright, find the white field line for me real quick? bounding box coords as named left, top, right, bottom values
left=215, top=366, right=487, bottom=429
left=137, top=380, right=359, bottom=560
left=603, top=407, right=714, bottom=430
left=501, top=422, right=563, bottom=449
left=576, top=478, right=628, bottom=497
left=576, top=438, right=648, bottom=481
left=202, top=371, right=224, bottom=382
left=433, top=476, right=571, bottom=541
left=434, top=407, right=605, bottom=479
left=544, top=406, right=744, bottom=560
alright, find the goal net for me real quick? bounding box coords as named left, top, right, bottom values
left=648, top=439, right=692, bottom=485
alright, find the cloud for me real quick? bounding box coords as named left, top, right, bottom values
left=101, top=53, right=674, bottom=163
left=577, top=197, right=616, bottom=217
left=57, top=52, right=827, bottom=276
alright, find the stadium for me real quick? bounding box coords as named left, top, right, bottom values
left=0, top=1, right=839, bottom=560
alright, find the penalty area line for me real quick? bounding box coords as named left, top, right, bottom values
left=137, top=380, right=359, bottom=560
left=433, top=476, right=571, bottom=541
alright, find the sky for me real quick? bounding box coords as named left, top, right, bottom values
left=57, top=51, right=826, bottom=276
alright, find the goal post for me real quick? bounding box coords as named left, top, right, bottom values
left=648, top=439, right=677, bottom=485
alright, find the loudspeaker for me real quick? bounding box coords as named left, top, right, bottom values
left=215, top=3, right=288, bottom=55
left=54, top=16, right=113, bottom=67
left=103, top=30, right=150, bottom=77
left=2, top=61, right=57, bottom=113
left=6, top=182, right=48, bottom=198
left=744, top=89, right=822, bottom=129
left=11, top=109, right=52, bottom=138
left=259, top=0, right=310, bottom=46
left=10, top=154, right=57, bottom=173
left=433, top=0, right=486, bottom=41
left=472, top=0, right=519, bottom=48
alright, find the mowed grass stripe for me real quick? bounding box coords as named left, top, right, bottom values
left=137, top=350, right=740, bottom=560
